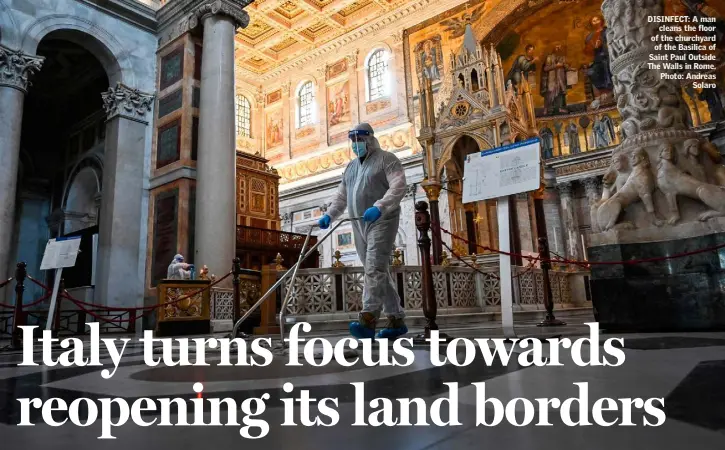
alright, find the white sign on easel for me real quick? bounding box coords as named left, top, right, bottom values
left=40, top=236, right=81, bottom=331
left=462, top=138, right=541, bottom=339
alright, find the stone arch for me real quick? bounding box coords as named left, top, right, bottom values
left=436, top=132, right=492, bottom=178
left=62, top=154, right=103, bottom=234
left=62, top=153, right=103, bottom=208
left=0, top=0, right=19, bottom=48
left=20, top=14, right=134, bottom=87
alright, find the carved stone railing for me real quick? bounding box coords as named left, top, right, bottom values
left=275, top=265, right=589, bottom=317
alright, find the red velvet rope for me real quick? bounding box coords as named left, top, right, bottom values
left=55, top=271, right=233, bottom=325
left=433, top=223, right=725, bottom=266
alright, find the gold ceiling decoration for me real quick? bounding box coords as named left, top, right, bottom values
left=338, top=0, right=373, bottom=17
left=234, top=0, right=406, bottom=75
left=270, top=36, right=299, bottom=53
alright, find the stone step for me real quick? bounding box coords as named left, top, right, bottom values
left=212, top=307, right=594, bottom=333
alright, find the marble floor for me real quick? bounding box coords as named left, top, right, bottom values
left=1, top=320, right=724, bottom=449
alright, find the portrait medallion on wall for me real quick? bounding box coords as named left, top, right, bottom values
left=327, top=80, right=351, bottom=128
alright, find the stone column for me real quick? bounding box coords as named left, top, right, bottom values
left=557, top=182, right=582, bottom=262
left=598, top=0, right=716, bottom=229
left=581, top=176, right=601, bottom=232
left=0, top=45, right=43, bottom=279
left=542, top=169, right=565, bottom=258
left=193, top=3, right=250, bottom=280
left=96, top=83, right=154, bottom=307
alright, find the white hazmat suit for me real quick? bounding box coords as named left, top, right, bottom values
left=323, top=123, right=407, bottom=336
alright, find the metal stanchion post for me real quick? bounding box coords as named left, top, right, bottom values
left=533, top=190, right=566, bottom=327
left=52, top=278, right=65, bottom=337
left=12, top=262, right=27, bottom=349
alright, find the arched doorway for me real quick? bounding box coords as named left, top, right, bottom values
left=13, top=33, right=109, bottom=301
left=441, top=135, right=499, bottom=256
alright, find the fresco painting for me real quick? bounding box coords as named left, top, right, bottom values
left=327, top=80, right=351, bottom=128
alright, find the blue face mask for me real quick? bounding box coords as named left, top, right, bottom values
left=352, top=141, right=367, bottom=158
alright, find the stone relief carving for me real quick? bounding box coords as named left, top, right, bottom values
left=596, top=148, right=662, bottom=231
left=0, top=45, right=44, bottom=92
left=615, top=63, right=689, bottom=138
left=702, top=141, right=725, bottom=186
left=656, top=143, right=725, bottom=224
left=591, top=0, right=725, bottom=233
left=102, top=82, right=155, bottom=122
left=679, top=138, right=707, bottom=183
left=602, top=0, right=662, bottom=60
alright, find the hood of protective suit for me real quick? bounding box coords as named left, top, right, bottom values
left=327, top=124, right=407, bottom=224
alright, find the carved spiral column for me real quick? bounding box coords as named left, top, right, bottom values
left=0, top=45, right=43, bottom=279
left=557, top=182, right=582, bottom=262
left=598, top=0, right=725, bottom=230
left=193, top=1, right=251, bottom=282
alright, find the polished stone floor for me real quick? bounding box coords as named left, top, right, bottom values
left=1, top=320, right=724, bottom=449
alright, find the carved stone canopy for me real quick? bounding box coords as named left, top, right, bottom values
left=101, top=82, right=155, bottom=123
left=0, top=44, right=44, bottom=93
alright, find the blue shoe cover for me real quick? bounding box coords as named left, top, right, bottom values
left=349, top=321, right=376, bottom=339
left=376, top=326, right=408, bottom=339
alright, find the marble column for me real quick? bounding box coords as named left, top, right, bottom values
left=0, top=45, right=43, bottom=279
left=96, top=83, right=154, bottom=307
left=193, top=4, right=250, bottom=280
left=557, top=182, right=582, bottom=262
left=582, top=176, right=601, bottom=232
left=515, top=192, right=535, bottom=254
left=542, top=169, right=566, bottom=258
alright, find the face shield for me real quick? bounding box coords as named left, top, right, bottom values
left=349, top=128, right=372, bottom=158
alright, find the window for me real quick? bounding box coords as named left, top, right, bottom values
left=367, top=49, right=389, bottom=101
left=297, top=81, right=315, bottom=128
left=235, top=95, right=251, bottom=137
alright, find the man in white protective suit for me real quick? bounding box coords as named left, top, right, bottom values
left=318, top=123, right=408, bottom=339
left=167, top=254, right=193, bottom=280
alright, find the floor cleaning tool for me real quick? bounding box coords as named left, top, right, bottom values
left=230, top=217, right=364, bottom=351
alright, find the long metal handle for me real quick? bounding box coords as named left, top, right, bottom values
left=277, top=226, right=314, bottom=344
left=231, top=217, right=362, bottom=339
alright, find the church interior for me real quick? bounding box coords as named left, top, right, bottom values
left=1, top=0, right=725, bottom=447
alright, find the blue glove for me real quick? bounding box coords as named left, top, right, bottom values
left=318, top=214, right=331, bottom=229
left=363, top=206, right=382, bottom=223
